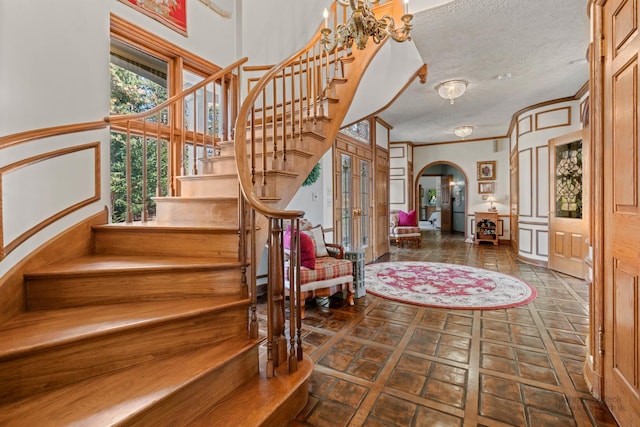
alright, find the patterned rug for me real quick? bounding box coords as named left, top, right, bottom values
left=364, top=262, right=537, bottom=310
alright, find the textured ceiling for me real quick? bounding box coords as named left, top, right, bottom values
left=376, top=0, right=590, bottom=144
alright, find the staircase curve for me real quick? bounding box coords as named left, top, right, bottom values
left=0, top=1, right=406, bottom=425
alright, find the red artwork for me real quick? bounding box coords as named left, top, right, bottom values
left=119, top=0, right=187, bottom=35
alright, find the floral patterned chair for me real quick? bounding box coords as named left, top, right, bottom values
left=389, top=209, right=421, bottom=248
left=284, top=219, right=354, bottom=318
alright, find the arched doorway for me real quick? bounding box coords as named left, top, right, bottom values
left=415, top=161, right=468, bottom=237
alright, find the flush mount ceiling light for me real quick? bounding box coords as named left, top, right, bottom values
left=436, top=80, right=468, bottom=104
left=454, top=126, right=473, bottom=138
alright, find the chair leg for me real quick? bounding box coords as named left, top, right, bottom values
left=346, top=289, right=355, bottom=306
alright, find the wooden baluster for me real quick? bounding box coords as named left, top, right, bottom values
left=212, top=81, right=218, bottom=151
left=156, top=111, right=162, bottom=198
left=272, top=73, right=278, bottom=170
left=249, top=207, right=258, bottom=339
left=250, top=107, right=256, bottom=185
left=281, top=66, right=293, bottom=170
left=266, top=218, right=275, bottom=378
left=288, top=218, right=299, bottom=373
left=126, top=122, right=132, bottom=223
left=191, top=92, right=198, bottom=175
left=298, top=55, right=304, bottom=135
left=306, top=51, right=311, bottom=123
left=142, top=122, right=148, bottom=221
left=261, top=88, right=267, bottom=195
left=222, top=75, right=228, bottom=142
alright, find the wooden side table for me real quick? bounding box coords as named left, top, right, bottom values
left=475, top=211, right=498, bottom=245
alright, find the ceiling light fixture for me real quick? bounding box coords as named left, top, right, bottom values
left=454, top=126, right=473, bottom=138
left=436, top=80, right=468, bottom=104
left=322, top=0, right=413, bottom=52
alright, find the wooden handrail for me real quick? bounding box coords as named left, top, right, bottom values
left=233, top=0, right=404, bottom=378
left=0, top=121, right=108, bottom=150
left=107, top=57, right=249, bottom=125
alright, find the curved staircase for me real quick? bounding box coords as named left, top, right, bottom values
left=0, top=1, right=407, bottom=425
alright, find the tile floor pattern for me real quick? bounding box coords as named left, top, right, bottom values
left=266, top=232, right=620, bottom=426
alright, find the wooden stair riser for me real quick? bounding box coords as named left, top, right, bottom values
left=200, top=148, right=312, bottom=175
left=178, top=175, right=239, bottom=198
left=25, top=268, right=243, bottom=310
left=0, top=339, right=261, bottom=426
left=127, top=346, right=258, bottom=426
left=254, top=171, right=299, bottom=199
left=216, top=130, right=323, bottom=159
left=0, top=305, right=248, bottom=404
left=93, top=228, right=240, bottom=258
left=154, top=198, right=239, bottom=227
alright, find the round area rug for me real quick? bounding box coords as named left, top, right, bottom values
left=364, top=262, right=537, bottom=310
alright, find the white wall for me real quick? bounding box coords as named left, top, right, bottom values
left=241, top=0, right=331, bottom=66
left=389, top=143, right=411, bottom=212
left=413, top=139, right=509, bottom=213
left=0, top=0, right=238, bottom=277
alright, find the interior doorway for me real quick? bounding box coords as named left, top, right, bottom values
left=416, top=162, right=467, bottom=235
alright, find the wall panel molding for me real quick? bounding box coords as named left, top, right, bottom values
left=535, top=106, right=571, bottom=131
left=518, top=148, right=533, bottom=217
left=518, top=115, right=532, bottom=137
left=536, top=145, right=550, bottom=218
left=1, top=142, right=100, bottom=259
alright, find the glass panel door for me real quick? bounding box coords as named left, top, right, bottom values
left=341, top=153, right=353, bottom=247
left=360, top=159, right=370, bottom=248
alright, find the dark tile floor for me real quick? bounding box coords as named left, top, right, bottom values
left=284, top=231, right=619, bottom=426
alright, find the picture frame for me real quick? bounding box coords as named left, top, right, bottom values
left=477, top=160, right=496, bottom=180
left=119, top=0, right=188, bottom=35
left=478, top=181, right=495, bottom=194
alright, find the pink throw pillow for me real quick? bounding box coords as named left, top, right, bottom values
left=284, top=228, right=316, bottom=269
left=398, top=209, right=417, bottom=226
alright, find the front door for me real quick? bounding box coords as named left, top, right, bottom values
left=602, top=0, right=640, bottom=424
left=440, top=175, right=452, bottom=232
left=548, top=129, right=589, bottom=278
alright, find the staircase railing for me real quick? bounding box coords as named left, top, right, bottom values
left=235, top=0, right=402, bottom=377
left=105, top=58, right=248, bottom=223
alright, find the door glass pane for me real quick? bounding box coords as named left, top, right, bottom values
left=555, top=140, right=583, bottom=218
left=341, top=154, right=352, bottom=247
left=360, top=159, right=370, bottom=247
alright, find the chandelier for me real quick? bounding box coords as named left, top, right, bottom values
left=322, top=0, right=413, bottom=52
left=436, top=80, right=468, bottom=104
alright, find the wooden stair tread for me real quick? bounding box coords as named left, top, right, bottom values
left=25, top=255, right=240, bottom=277
left=93, top=222, right=240, bottom=232
left=0, top=297, right=248, bottom=359
left=153, top=196, right=238, bottom=201
left=0, top=336, right=261, bottom=426
left=191, top=353, right=313, bottom=426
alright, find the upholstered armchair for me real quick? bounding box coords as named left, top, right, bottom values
left=284, top=219, right=354, bottom=318
left=389, top=209, right=421, bottom=248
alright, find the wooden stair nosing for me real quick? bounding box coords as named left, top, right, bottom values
left=92, top=223, right=241, bottom=233
left=0, top=336, right=262, bottom=426
left=153, top=195, right=238, bottom=203
left=0, top=296, right=249, bottom=360
left=24, top=255, right=241, bottom=278
left=190, top=353, right=313, bottom=427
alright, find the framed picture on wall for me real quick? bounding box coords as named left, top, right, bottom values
left=478, top=181, right=495, bottom=194
left=477, top=160, right=496, bottom=180
left=118, top=0, right=188, bottom=35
